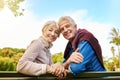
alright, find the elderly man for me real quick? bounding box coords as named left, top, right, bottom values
left=58, top=16, right=106, bottom=75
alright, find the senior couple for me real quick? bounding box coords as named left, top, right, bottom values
left=16, top=16, right=106, bottom=79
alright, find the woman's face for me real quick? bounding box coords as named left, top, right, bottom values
left=43, top=26, right=59, bottom=43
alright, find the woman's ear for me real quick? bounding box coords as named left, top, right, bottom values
left=75, top=24, right=77, bottom=29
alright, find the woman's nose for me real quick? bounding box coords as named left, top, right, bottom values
left=51, top=32, right=55, bottom=36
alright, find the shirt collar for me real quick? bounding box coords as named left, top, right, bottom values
left=40, top=36, right=53, bottom=49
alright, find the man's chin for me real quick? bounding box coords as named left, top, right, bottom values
left=64, top=35, right=73, bottom=40
left=68, top=37, right=75, bottom=41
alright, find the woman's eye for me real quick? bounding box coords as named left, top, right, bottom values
left=55, top=31, right=59, bottom=34
left=49, top=29, right=52, bottom=31
left=60, top=28, right=63, bottom=32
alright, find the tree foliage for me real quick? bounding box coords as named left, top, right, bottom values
left=0, top=47, right=25, bottom=57
left=109, top=28, right=120, bottom=58
left=0, top=47, right=25, bottom=71
left=104, top=56, right=120, bottom=71
left=52, top=52, right=64, bottom=63
left=0, top=57, right=16, bottom=71
left=1, top=46, right=120, bottom=71
left=0, top=0, right=24, bottom=16
left=109, top=28, right=120, bottom=45
left=108, top=27, right=120, bottom=71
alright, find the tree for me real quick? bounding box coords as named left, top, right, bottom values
left=111, top=46, right=115, bottom=57
left=109, top=28, right=120, bottom=59
left=109, top=27, right=120, bottom=70
left=0, top=0, right=24, bottom=16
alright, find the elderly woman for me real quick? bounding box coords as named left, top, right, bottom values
left=16, top=21, right=65, bottom=77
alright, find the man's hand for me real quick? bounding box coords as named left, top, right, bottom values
left=68, top=48, right=83, bottom=63
left=63, top=48, right=84, bottom=69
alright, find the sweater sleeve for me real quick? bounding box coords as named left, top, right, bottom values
left=69, top=40, right=95, bottom=75
left=16, top=40, right=47, bottom=76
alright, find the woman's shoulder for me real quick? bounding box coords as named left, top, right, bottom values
left=27, top=37, right=44, bottom=49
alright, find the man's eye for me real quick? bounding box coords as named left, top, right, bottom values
left=66, top=25, right=70, bottom=28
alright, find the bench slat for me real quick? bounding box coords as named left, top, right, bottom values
left=0, top=71, right=120, bottom=80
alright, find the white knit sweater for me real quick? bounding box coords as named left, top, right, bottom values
left=16, top=36, right=53, bottom=76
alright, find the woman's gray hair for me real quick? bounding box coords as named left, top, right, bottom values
left=58, top=16, right=76, bottom=26
left=42, top=20, right=60, bottom=36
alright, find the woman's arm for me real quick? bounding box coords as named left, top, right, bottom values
left=16, top=40, right=47, bottom=76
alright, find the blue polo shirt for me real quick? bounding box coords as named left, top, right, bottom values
left=64, top=40, right=105, bottom=75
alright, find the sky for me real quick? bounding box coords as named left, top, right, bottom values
left=0, top=0, right=120, bottom=58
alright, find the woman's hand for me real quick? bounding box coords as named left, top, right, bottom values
left=57, top=69, right=70, bottom=79
left=47, top=62, right=67, bottom=79
left=51, top=62, right=65, bottom=76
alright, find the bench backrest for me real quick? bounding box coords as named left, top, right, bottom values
left=0, top=71, right=120, bottom=80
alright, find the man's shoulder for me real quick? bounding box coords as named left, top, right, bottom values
left=78, top=29, right=92, bottom=35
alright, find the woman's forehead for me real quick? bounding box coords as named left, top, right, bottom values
left=47, top=25, right=58, bottom=30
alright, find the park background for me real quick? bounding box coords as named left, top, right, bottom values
left=0, top=0, right=120, bottom=71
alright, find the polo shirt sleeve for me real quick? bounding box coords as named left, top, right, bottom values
left=69, top=40, right=95, bottom=75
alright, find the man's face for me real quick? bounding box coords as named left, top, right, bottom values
left=59, top=20, right=77, bottom=40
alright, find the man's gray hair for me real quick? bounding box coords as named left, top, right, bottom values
left=58, top=16, right=76, bottom=26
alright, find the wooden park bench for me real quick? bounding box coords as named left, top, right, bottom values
left=0, top=71, right=120, bottom=80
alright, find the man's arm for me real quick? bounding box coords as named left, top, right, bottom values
left=63, top=48, right=83, bottom=69
left=69, top=40, right=95, bottom=75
